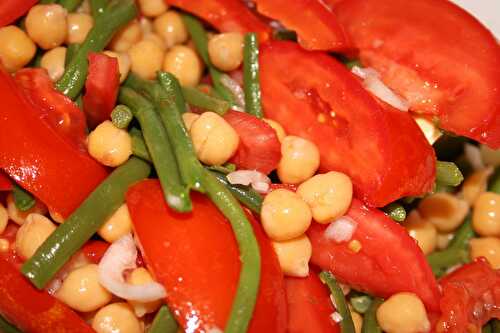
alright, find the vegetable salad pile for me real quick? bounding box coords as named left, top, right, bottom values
left=0, top=0, right=499, bottom=332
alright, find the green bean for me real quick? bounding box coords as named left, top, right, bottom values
left=273, top=29, right=297, bottom=41
left=182, top=86, right=230, bottom=115
left=382, top=202, right=406, bottom=222
left=148, top=305, right=178, bottom=333
left=119, top=87, right=191, bottom=212
left=319, top=271, right=355, bottom=333
left=12, top=184, right=36, bottom=212
left=129, top=128, right=151, bottom=162
left=489, top=167, right=500, bottom=194
left=243, top=33, right=263, bottom=118
left=436, top=161, right=464, bottom=187
left=0, top=315, right=21, bottom=333
left=58, top=0, right=84, bottom=11
left=56, top=0, right=137, bottom=99
left=111, top=105, right=133, bottom=129
left=361, top=298, right=383, bottom=333
left=350, top=295, right=372, bottom=314
left=344, top=59, right=362, bottom=70
left=21, top=157, right=150, bottom=289
left=39, top=0, right=57, bottom=4
left=65, top=43, right=80, bottom=67
left=90, top=0, right=107, bottom=18
left=492, top=319, right=500, bottom=333
left=484, top=323, right=493, bottom=333
left=202, top=170, right=261, bottom=333
left=207, top=163, right=236, bottom=174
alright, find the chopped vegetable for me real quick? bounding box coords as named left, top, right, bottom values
left=129, top=127, right=151, bottom=162
left=319, top=271, right=355, bottom=333
left=211, top=171, right=264, bottom=214
left=382, top=203, right=406, bottom=222
left=182, top=86, right=230, bottom=115
left=243, top=33, right=263, bottom=118
left=350, top=295, right=372, bottom=314
left=111, top=105, right=134, bottom=129
left=361, top=298, right=383, bottom=333
left=148, top=306, right=179, bottom=333
left=12, top=184, right=36, bottom=212
left=0, top=315, right=21, bottom=333
left=436, top=161, right=464, bottom=187
left=58, top=0, right=83, bottom=12
left=0, top=0, right=37, bottom=27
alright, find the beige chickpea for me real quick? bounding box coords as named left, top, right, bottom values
left=0, top=26, right=36, bottom=72
left=208, top=32, right=244, bottom=72
left=6, top=194, right=48, bottom=225
left=139, top=17, right=153, bottom=35
left=480, top=144, right=500, bottom=167
left=0, top=204, right=8, bottom=234
left=66, top=13, right=94, bottom=45
left=15, top=213, right=56, bottom=260
left=182, top=112, right=200, bottom=131
left=413, top=116, right=442, bottom=145
left=142, top=33, right=166, bottom=50
left=418, top=193, right=469, bottom=232
left=98, top=204, right=132, bottom=243
left=138, top=0, right=168, bottom=18
left=128, top=39, right=164, bottom=80
left=461, top=167, right=493, bottom=204
left=277, top=136, right=320, bottom=185
left=261, top=189, right=312, bottom=241
left=55, top=264, right=112, bottom=312
left=376, top=292, right=430, bottom=333
left=404, top=211, right=437, bottom=255
left=473, top=192, right=500, bottom=237
left=163, top=45, right=203, bottom=87
left=263, top=118, right=286, bottom=143
left=470, top=237, right=500, bottom=269
left=0, top=239, right=9, bottom=253
left=272, top=235, right=312, bottom=277
left=110, top=20, right=143, bottom=53
left=436, top=232, right=454, bottom=250
left=190, top=112, right=239, bottom=165
left=103, top=51, right=131, bottom=83
left=92, top=303, right=142, bottom=333
left=127, top=268, right=162, bottom=317
left=350, top=309, right=363, bottom=333
left=88, top=121, right=132, bottom=167
left=40, top=47, right=67, bottom=81
left=153, top=11, right=188, bottom=49
left=297, top=172, right=353, bottom=224
left=26, top=4, right=67, bottom=49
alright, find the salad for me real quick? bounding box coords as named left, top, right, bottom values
left=0, top=0, right=499, bottom=332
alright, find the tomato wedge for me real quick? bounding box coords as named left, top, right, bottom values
left=260, top=41, right=435, bottom=207
left=126, top=179, right=287, bottom=333
left=308, top=198, right=440, bottom=312
left=0, top=0, right=37, bottom=27
left=334, top=0, right=500, bottom=148
left=224, top=110, right=281, bottom=174
left=0, top=172, right=12, bottom=191
left=81, top=240, right=109, bottom=265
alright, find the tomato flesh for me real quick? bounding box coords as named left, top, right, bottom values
left=0, top=0, right=37, bottom=27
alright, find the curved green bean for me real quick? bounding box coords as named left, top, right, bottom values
left=12, top=184, right=35, bottom=212
left=148, top=306, right=178, bottom=333
left=361, top=298, right=383, bottom=333
left=65, top=43, right=80, bottom=67
left=210, top=171, right=263, bottom=214
left=436, top=161, right=464, bottom=187
left=182, top=86, right=230, bottom=115
left=89, top=0, right=107, bottom=17
left=319, top=271, right=355, bottom=333
left=382, top=203, right=406, bottom=222
left=243, top=33, right=263, bottom=118
left=58, top=0, right=84, bottom=11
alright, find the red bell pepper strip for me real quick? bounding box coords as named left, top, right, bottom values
left=0, top=172, right=12, bottom=191
left=81, top=240, right=109, bottom=264
left=0, top=258, right=94, bottom=333
left=83, top=53, right=120, bottom=129
left=0, top=0, right=37, bottom=28
left=126, top=179, right=287, bottom=333
left=0, top=66, right=108, bottom=218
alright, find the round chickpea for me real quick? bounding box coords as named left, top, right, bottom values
left=163, top=45, right=203, bottom=87
left=98, top=204, right=132, bottom=243
left=418, top=193, right=469, bottom=232
left=0, top=204, right=8, bottom=234
left=128, top=39, right=164, bottom=80
left=142, top=33, right=166, bottom=50
left=182, top=112, right=200, bottom=131
left=87, top=121, right=133, bottom=167
left=277, top=136, right=320, bottom=185
left=470, top=237, right=500, bottom=269
left=103, top=51, right=131, bottom=83
left=139, top=17, right=153, bottom=35
left=127, top=267, right=162, bottom=317
left=92, top=302, right=142, bottom=333
left=272, top=235, right=312, bottom=277
left=66, top=13, right=93, bottom=44
left=0, top=26, right=36, bottom=72
left=404, top=211, right=438, bottom=255
left=15, top=213, right=56, bottom=260
left=110, top=20, right=143, bottom=53
left=376, top=292, right=430, bottom=333
left=472, top=192, right=500, bottom=237
left=350, top=309, right=363, bottom=333
left=263, top=118, right=286, bottom=142
left=138, top=0, right=168, bottom=18
left=26, top=4, right=67, bottom=49
left=6, top=194, right=48, bottom=225
left=153, top=11, right=188, bottom=49
left=461, top=168, right=493, bottom=204
left=40, top=46, right=67, bottom=81
left=208, top=32, right=244, bottom=72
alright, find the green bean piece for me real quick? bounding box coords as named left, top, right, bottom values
left=492, top=319, right=500, bottom=333
left=65, top=43, right=80, bottom=67
left=148, top=305, right=178, bottom=333
left=182, top=86, right=230, bottom=115
left=361, top=298, right=383, bottom=333
left=243, top=33, right=263, bottom=118
left=484, top=323, right=493, bottom=333
left=111, top=105, right=134, bottom=129
left=202, top=170, right=261, bottom=333
left=39, top=0, right=57, bottom=4
left=56, top=0, right=137, bottom=99
left=21, top=157, right=150, bottom=289
left=382, top=202, right=406, bottom=222
left=344, top=59, right=362, bottom=70
left=436, top=161, right=464, bottom=187
left=350, top=295, right=372, bottom=314
left=319, top=271, right=355, bottom=333
left=12, top=184, right=36, bottom=212
left=0, top=315, right=21, bottom=333
left=119, top=87, right=192, bottom=212
left=489, top=167, right=500, bottom=194
left=129, top=128, right=152, bottom=162
left=58, top=0, right=84, bottom=11
left=75, top=94, right=83, bottom=110
left=273, top=29, right=297, bottom=41
left=90, top=0, right=108, bottom=17
left=207, top=163, right=236, bottom=174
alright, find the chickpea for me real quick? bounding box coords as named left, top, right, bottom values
left=142, top=33, right=166, bottom=50
left=350, top=309, right=363, bottom=333
left=470, top=237, right=500, bottom=269
left=40, top=47, right=67, bottom=81
left=297, top=172, right=353, bottom=224
left=110, top=20, right=143, bottom=53
left=139, top=0, right=168, bottom=18
left=98, top=204, right=132, bottom=243
left=208, top=32, right=244, bottom=72
left=263, top=118, right=286, bottom=142
left=15, top=213, right=56, bottom=260
left=153, top=11, right=188, bottom=49
left=436, top=232, right=454, bottom=250
left=128, top=39, right=164, bottom=80
left=190, top=112, right=239, bottom=165
left=66, top=13, right=94, bottom=45
left=103, top=51, right=131, bottom=83
left=127, top=268, right=162, bottom=317
left=182, top=112, right=200, bottom=131
left=139, top=17, right=153, bottom=35
left=0, top=26, right=36, bottom=72
left=55, top=264, right=112, bottom=312
left=163, top=45, right=203, bottom=87
left=0, top=204, right=7, bottom=234
left=404, top=211, right=437, bottom=255
left=418, top=193, right=469, bottom=232
left=6, top=194, right=48, bottom=225
left=277, top=136, right=320, bottom=185
left=472, top=192, right=500, bottom=237
left=261, top=189, right=312, bottom=241
left=461, top=167, right=493, bottom=204
left=376, top=292, right=430, bottom=333
left=88, top=121, right=133, bottom=167
left=92, top=303, right=142, bottom=333
left=0, top=239, right=9, bottom=253
left=480, top=144, right=500, bottom=167
left=272, top=235, right=312, bottom=277
left=25, top=4, right=67, bottom=49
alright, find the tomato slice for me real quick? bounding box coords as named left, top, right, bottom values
left=0, top=172, right=12, bottom=191
left=308, top=198, right=440, bottom=312
left=126, top=179, right=287, bottom=333
left=286, top=274, right=340, bottom=333
left=81, top=240, right=109, bottom=265
left=260, top=41, right=435, bottom=207
left=0, top=0, right=37, bottom=27
left=334, top=0, right=500, bottom=148
left=224, top=110, right=281, bottom=175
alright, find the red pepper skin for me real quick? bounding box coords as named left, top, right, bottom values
left=81, top=240, right=109, bottom=264
left=0, top=0, right=37, bottom=27
left=0, top=66, right=108, bottom=218
left=0, top=172, right=12, bottom=191
left=83, top=53, right=120, bottom=129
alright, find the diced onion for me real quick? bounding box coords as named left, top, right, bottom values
left=324, top=217, right=357, bottom=243
left=226, top=170, right=271, bottom=193
left=464, top=143, right=485, bottom=171
left=220, top=74, right=245, bottom=109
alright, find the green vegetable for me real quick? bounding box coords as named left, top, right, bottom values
left=39, top=0, right=58, bottom=4
left=12, top=184, right=36, bottom=212
left=350, top=295, right=372, bottom=314
left=90, top=0, right=107, bottom=17
left=129, top=127, right=151, bottom=162
left=65, top=43, right=80, bottom=67
left=483, top=323, right=493, bottom=333
left=361, top=298, right=383, bottom=333
left=58, top=0, right=84, bottom=11
left=319, top=271, right=355, bottom=333
left=181, top=86, right=230, bottom=115
left=0, top=315, right=21, bottom=333
left=344, top=59, right=362, bottom=70
left=243, top=33, right=263, bottom=118
left=436, top=161, right=464, bottom=187
left=492, top=319, right=500, bottom=333
left=273, top=29, right=297, bottom=41
left=56, top=0, right=137, bottom=99
left=210, top=171, right=263, bottom=214
left=111, top=105, right=134, bottom=129
left=489, top=167, right=500, bottom=194
left=21, top=157, right=150, bottom=289
left=382, top=202, right=406, bottom=222
left=207, top=163, right=236, bottom=174
left=148, top=305, right=178, bottom=333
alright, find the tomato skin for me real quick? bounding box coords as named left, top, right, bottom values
left=260, top=41, right=435, bottom=207
left=223, top=111, right=281, bottom=175
left=308, top=198, right=440, bottom=312
left=126, top=179, right=287, bottom=333
left=81, top=240, right=109, bottom=264
left=0, top=0, right=37, bottom=27
left=0, top=172, right=12, bottom=191
left=334, top=0, right=500, bottom=148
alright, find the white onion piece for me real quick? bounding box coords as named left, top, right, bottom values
left=464, top=143, right=485, bottom=171
left=351, top=66, right=410, bottom=111
left=226, top=170, right=271, bottom=193
left=324, top=217, right=357, bottom=243
left=220, top=74, right=245, bottom=109
left=98, top=234, right=166, bottom=302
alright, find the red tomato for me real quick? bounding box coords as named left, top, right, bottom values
left=254, top=0, right=351, bottom=51
left=334, top=0, right=500, bottom=148
left=286, top=274, right=340, bottom=333
left=0, top=171, right=12, bottom=191
left=0, top=0, right=37, bottom=27
left=126, top=179, right=287, bottom=333
left=308, top=198, right=440, bottom=312
left=260, top=41, right=435, bottom=207
left=83, top=53, right=120, bottom=129
left=81, top=240, right=109, bottom=264
left=224, top=111, right=281, bottom=174
left=436, top=259, right=500, bottom=332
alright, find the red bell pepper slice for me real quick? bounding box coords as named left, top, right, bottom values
left=0, top=172, right=12, bottom=191
left=0, top=0, right=37, bottom=28
left=81, top=240, right=109, bottom=264
left=254, top=0, right=351, bottom=51
left=83, top=53, right=120, bottom=129
left=0, top=66, right=108, bottom=218
left=0, top=258, right=94, bottom=332
left=126, top=179, right=287, bottom=333
left=308, top=198, right=441, bottom=312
